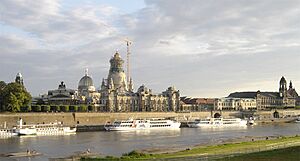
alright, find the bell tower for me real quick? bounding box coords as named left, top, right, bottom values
left=279, top=76, right=287, bottom=98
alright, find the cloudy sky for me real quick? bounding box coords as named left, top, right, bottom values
left=1, top=0, right=300, bottom=97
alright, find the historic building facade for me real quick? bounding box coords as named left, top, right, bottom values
left=41, top=81, right=78, bottom=105
left=77, top=69, right=100, bottom=106
left=180, top=97, right=216, bottom=111
left=215, top=97, right=257, bottom=111
left=98, top=52, right=180, bottom=112
left=229, top=76, right=299, bottom=110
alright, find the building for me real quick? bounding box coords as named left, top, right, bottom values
left=99, top=51, right=180, bottom=112
left=229, top=76, right=299, bottom=110
left=180, top=97, right=216, bottom=111
left=15, top=73, right=24, bottom=86
left=215, top=97, right=257, bottom=111
left=77, top=69, right=100, bottom=106
left=42, top=81, right=78, bottom=105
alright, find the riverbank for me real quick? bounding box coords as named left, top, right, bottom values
left=1, top=110, right=300, bottom=129
left=216, top=145, right=300, bottom=161
left=80, top=135, right=300, bottom=160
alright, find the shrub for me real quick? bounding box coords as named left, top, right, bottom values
left=60, top=105, right=69, bottom=112
left=79, top=105, right=87, bottom=112
left=122, top=150, right=148, bottom=158
left=32, top=105, right=41, bottom=112
left=88, top=105, right=94, bottom=112
left=50, top=105, right=61, bottom=112
left=73, top=106, right=78, bottom=112
left=41, top=105, right=50, bottom=112
left=21, top=105, right=31, bottom=112
left=69, top=105, right=74, bottom=112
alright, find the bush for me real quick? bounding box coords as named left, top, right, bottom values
left=88, top=105, right=94, bottom=112
left=21, top=105, right=31, bottom=112
left=41, top=105, right=50, bottom=112
left=78, top=105, right=87, bottom=112
left=60, top=105, right=69, bottom=112
left=32, top=105, right=41, bottom=112
left=69, top=105, right=78, bottom=112
left=50, top=105, right=60, bottom=112
left=122, top=150, right=148, bottom=158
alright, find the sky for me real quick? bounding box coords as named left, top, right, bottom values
left=0, top=0, right=300, bottom=97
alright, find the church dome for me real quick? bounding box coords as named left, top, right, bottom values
left=78, top=75, right=94, bottom=88
left=78, top=68, right=94, bottom=89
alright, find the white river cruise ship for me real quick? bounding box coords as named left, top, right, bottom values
left=15, top=119, right=76, bottom=135
left=188, top=117, right=249, bottom=128
left=104, top=118, right=181, bottom=131
left=0, top=129, right=18, bottom=137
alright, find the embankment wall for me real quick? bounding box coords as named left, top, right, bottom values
left=0, top=109, right=299, bottom=128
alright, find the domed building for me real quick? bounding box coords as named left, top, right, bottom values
left=78, top=69, right=100, bottom=105
left=78, top=68, right=96, bottom=95
left=99, top=51, right=180, bottom=112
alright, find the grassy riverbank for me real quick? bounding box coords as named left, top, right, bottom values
left=217, top=145, right=300, bottom=161
left=81, top=135, right=300, bottom=160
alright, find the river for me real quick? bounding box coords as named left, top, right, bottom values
left=0, top=123, right=299, bottom=161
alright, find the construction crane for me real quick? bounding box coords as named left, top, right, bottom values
left=124, top=38, right=132, bottom=84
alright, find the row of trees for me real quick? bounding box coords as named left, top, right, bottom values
left=21, top=105, right=95, bottom=112
left=0, top=81, right=31, bottom=112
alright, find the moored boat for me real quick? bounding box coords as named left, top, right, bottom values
left=104, top=118, right=181, bottom=131
left=15, top=118, right=76, bottom=135
left=0, top=129, right=18, bottom=137
left=187, top=117, right=248, bottom=128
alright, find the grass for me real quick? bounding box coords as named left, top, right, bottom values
left=81, top=135, right=300, bottom=161
left=217, top=145, right=300, bottom=161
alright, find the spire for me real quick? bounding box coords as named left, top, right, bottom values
left=101, top=78, right=106, bottom=90
left=289, top=80, right=293, bottom=89
left=128, top=77, right=134, bottom=92
left=85, top=68, right=89, bottom=76
left=15, top=72, right=24, bottom=86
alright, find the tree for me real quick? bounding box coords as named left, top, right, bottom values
left=0, top=82, right=31, bottom=112
left=6, top=93, right=19, bottom=112
left=0, top=81, right=7, bottom=111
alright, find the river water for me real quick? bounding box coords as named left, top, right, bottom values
left=0, top=123, right=300, bottom=161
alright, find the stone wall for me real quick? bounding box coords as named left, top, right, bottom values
left=1, top=110, right=299, bottom=128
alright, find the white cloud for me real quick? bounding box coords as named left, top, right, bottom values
left=0, top=0, right=300, bottom=97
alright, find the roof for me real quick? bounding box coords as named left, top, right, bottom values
left=180, top=97, right=216, bottom=104
left=78, top=75, right=94, bottom=88
left=228, top=91, right=280, bottom=99
left=228, top=92, right=257, bottom=98
left=260, top=92, right=280, bottom=98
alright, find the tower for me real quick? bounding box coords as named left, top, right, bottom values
left=15, top=73, right=24, bottom=86
left=107, top=51, right=127, bottom=91
left=289, top=80, right=293, bottom=89
left=279, top=76, right=287, bottom=98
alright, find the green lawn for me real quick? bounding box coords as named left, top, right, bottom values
left=81, top=135, right=300, bottom=161
left=217, top=146, right=300, bottom=161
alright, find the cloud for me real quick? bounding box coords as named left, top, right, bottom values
left=0, top=0, right=300, bottom=97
